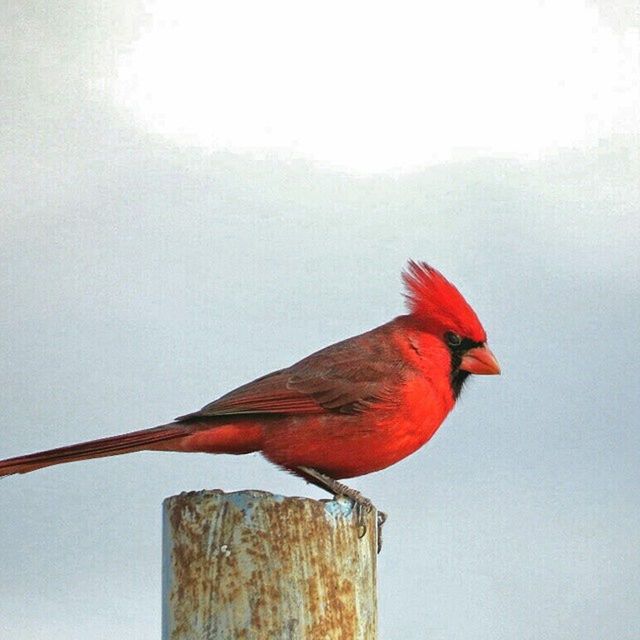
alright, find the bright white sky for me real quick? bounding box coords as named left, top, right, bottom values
left=114, top=0, right=639, bottom=172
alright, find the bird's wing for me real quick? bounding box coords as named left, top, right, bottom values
left=176, top=331, right=406, bottom=420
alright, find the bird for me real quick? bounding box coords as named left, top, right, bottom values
left=0, top=261, right=499, bottom=513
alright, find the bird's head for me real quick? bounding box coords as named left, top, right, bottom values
left=403, top=260, right=500, bottom=395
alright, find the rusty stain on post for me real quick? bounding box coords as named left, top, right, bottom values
left=162, top=490, right=378, bottom=639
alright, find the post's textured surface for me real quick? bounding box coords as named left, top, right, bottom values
left=162, top=490, right=378, bottom=640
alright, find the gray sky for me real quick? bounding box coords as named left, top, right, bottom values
left=1, top=2, right=639, bottom=639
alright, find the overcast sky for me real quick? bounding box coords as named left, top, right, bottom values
left=1, top=2, right=639, bottom=639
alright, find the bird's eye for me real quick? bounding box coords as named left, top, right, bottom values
left=445, top=332, right=462, bottom=347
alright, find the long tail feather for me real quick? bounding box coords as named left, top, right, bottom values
left=0, top=424, right=187, bottom=476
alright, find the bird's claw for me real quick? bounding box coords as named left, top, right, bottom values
left=352, top=499, right=372, bottom=538
left=376, top=510, right=387, bottom=553
left=296, top=466, right=387, bottom=552
left=342, top=494, right=386, bottom=553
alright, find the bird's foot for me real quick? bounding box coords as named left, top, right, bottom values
left=297, top=466, right=387, bottom=552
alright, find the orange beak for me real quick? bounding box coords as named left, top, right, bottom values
left=460, top=345, right=501, bottom=375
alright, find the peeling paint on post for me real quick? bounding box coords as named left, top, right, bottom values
left=162, top=490, right=378, bottom=640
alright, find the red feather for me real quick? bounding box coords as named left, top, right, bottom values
left=402, top=261, right=486, bottom=342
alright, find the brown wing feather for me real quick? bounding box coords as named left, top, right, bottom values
left=176, top=369, right=324, bottom=420
left=177, top=325, right=406, bottom=421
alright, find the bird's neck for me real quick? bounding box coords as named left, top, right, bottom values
left=390, top=316, right=459, bottom=405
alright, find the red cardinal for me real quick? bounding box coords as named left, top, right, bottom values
left=0, top=262, right=499, bottom=501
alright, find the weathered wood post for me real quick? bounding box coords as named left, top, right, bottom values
left=162, top=490, right=378, bottom=640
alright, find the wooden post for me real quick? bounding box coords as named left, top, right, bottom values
left=162, top=490, right=378, bottom=640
